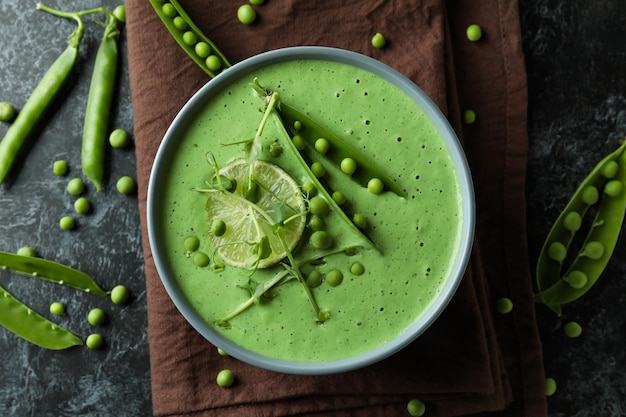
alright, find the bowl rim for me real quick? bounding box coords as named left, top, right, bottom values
left=147, top=46, right=475, bottom=375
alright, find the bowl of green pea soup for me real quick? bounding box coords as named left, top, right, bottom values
left=147, top=47, right=475, bottom=374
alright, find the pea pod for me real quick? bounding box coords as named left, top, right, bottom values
left=82, top=12, right=122, bottom=192
left=0, top=250, right=106, bottom=295
left=0, top=7, right=85, bottom=186
left=148, top=0, right=231, bottom=78
left=535, top=141, right=626, bottom=314
left=0, top=283, right=83, bottom=349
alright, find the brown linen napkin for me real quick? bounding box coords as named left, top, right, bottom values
left=125, top=0, right=547, bottom=415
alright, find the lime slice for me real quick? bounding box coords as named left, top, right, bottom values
left=205, top=159, right=306, bottom=269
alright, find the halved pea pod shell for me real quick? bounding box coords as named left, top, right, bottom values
left=0, top=250, right=106, bottom=295
left=535, top=141, right=626, bottom=314
left=0, top=283, right=83, bottom=350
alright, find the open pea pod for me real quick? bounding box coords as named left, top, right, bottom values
left=0, top=283, right=83, bottom=349
left=535, top=141, right=626, bottom=314
left=0, top=250, right=106, bottom=295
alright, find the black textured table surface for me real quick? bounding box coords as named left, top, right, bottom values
left=0, top=1, right=624, bottom=416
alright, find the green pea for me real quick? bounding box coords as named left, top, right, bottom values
left=293, top=120, right=302, bottom=131
left=407, top=399, right=426, bottom=416
left=325, top=269, right=343, bottom=287
left=86, top=333, right=104, bottom=350
left=194, top=41, right=211, bottom=58
left=463, top=109, right=476, bottom=124
left=66, top=177, right=85, bottom=195
left=216, top=369, right=235, bottom=387
left=250, top=0, right=265, bottom=4
left=466, top=24, right=483, bottom=41
left=74, top=197, right=90, bottom=214
left=269, top=141, right=283, bottom=157
left=602, top=160, right=619, bottom=178
left=352, top=213, right=367, bottom=229
left=210, top=261, right=226, bottom=273
left=306, top=269, right=323, bottom=288
left=87, top=308, right=106, bottom=326
left=604, top=180, right=623, bottom=197
left=59, top=216, right=75, bottom=230
left=16, top=246, right=36, bottom=257
left=184, top=236, right=200, bottom=253
left=109, top=129, right=131, bottom=148
left=49, top=301, right=66, bottom=316
left=563, top=211, right=582, bottom=232
left=0, top=101, right=16, bottom=122
left=308, top=215, right=325, bottom=231
left=212, top=219, right=227, bottom=236
left=310, top=230, right=333, bottom=249
left=302, top=180, right=317, bottom=196
left=161, top=2, right=177, bottom=17
left=110, top=285, right=130, bottom=305
left=495, top=297, right=513, bottom=314
left=563, top=321, right=582, bottom=338
left=563, top=270, right=588, bottom=289
left=116, top=176, right=137, bottom=195
left=371, top=32, right=386, bottom=49
left=545, top=377, right=557, bottom=396
left=583, top=241, right=604, bottom=259
left=172, top=16, right=188, bottom=30
left=206, top=55, right=222, bottom=71
left=309, top=196, right=330, bottom=216
left=340, top=157, right=357, bottom=175
left=182, top=31, right=197, bottom=45
left=332, top=191, right=346, bottom=205
left=547, top=241, right=567, bottom=262
left=311, top=161, right=326, bottom=177
left=193, top=252, right=210, bottom=267
left=367, top=178, right=384, bottom=194
left=314, top=138, right=330, bottom=154
left=53, top=160, right=68, bottom=176
left=350, top=262, right=365, bottom=276
left=581, top=185, right=599, bottom=205
left=217, top=347, right=229, bottom=356
left=292, top=134, right=306, bottom=150
left=237, top=4, right=256, bottom=24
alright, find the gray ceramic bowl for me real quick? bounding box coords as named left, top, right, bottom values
left=147, top=46, right=475, bottom=375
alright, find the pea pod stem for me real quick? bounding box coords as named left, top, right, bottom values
left=82, top=12, right=122, bottom=192
left=0, top=6, right=86, bottom=186
left=0, top=250, right=106, bottom=295
left=0, top=283, right=83, bottom=350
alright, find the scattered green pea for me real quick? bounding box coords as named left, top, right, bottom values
left=269, top=140, right=283, bottom=156
left=563, top=211, right=582, bottom=232
left=59, top=216, right=75, bottom=231
left=182, top=30, right=197, bottom=45
left=212, top=219, right=227, bottom=236
left=306, top=269, right=323, bottom=288
left=547, top=241, right=567, bottom=262
left=582, top=241, right=604, bottom=259
left=309, top=196, right=330, bottom=216
left=308, top=215, right=325, bottom=231
left=352, top=213, right=367, bottom=229
left=332, top=191, right=346, bottom=205
left=16, top=246, right=36, bottom=257
left=0, top=101, right=16, bottom=122
left=563, top=270, right=588, bottom=289
left=604, top=180, right=623, bottom=197
left=193, top=252, right=210, bottom=267
left=371, top=32, right=386, bottom=49
left=87, top=308, right=106, bottom=326
left=49, top=301, right=66, bottom=316
left=564, top=321, right=582, bottom=338
left=109, top=128, right=131, bottom=148
left=302, top=180, right=317, bottom=196
left=463, top=109, right=476, bottom=124
left=74, top=197, right=90, bottom=214
left=310, top=230, right=333, bottom=249
left=184, top=236, right=200, bottom=253
left=116, top=176, right=137, bottom=195
left=311, top=161, right=326, bottom=177
left=367, top=178, right=384, bottom=194
left=350, top=262, right=365, bottom=276
left=205, top=55, right=222, bottom=71
left=237, top=4, right=256, bottom=25
left=545, top=377, right=557, bottom=396
left=86, top=333, right=104, bottom=350
left=292, top=134, right=306, bottom=150
left=110, top=284, right=130, bottom=305
left=340, top=157, right=357, bottom=175
left=325, top=269, right=343, bottom=287
left=52, top=160, right=68, bottom=176
left=113, top=5, right=126, bottom=23
left=217, top=347, right=229, bottom=356
left=466, top=24, right=483, bottom=41
left=66, top=177, right=85, bottom=195
left=407, top=399, right=426, bottom=416
left=194, top=41, right=211, bottom=58
left=216, top=369, right=235, bottom=387
left=495, top=297, right=513, bottom=314
left=314, top=137, right=330, bottom=154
